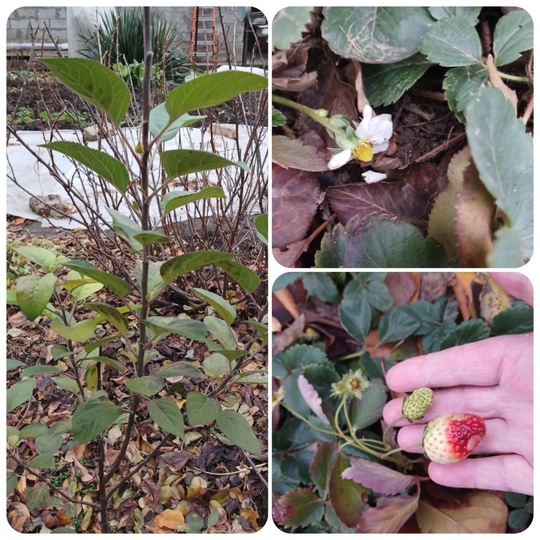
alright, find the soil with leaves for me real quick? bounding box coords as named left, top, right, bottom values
left=6, top=222, right=268, bottom=533
left=271, top=272, right=533, bottom=533
left=272, top=7, right=533, bottom=268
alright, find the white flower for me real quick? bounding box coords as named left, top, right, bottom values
left=362, top=170, right=387, bottom=184
left=327, top=105, right=393, bottom=170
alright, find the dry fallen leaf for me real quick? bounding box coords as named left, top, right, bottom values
left=154, top=508, right=185, bottom=530
left=8, top=502, right=31, bottom=532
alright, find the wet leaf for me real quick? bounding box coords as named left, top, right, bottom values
left=272, top=164, right=322, bottom=249
left=342, top=458, right=415, bottom=495
left=416, top=491, right=508, bottom=533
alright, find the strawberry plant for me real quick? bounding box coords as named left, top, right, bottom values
left=272, top=7, right=532, bottom=267
left=6, top=8, right=268, bottom=533
left=272, top=271, right=533, bottom=533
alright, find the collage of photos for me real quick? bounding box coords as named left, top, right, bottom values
left=4, top=4, right=534, bottom=536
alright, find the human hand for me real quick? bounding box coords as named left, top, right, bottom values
left=383, top=273, right=533, bottom=495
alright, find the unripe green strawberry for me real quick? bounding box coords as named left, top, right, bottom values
left=402, top=387, right=434, bottom=422
left=422, top=413, right=486, bottom=464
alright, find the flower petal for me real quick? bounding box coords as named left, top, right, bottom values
left=362, top=170, right=387, bottom=184
left=328, top=148, right=352, bottom=170
left=298, top=375, right=329, bottom=424
left=372, top=141, right=389, bottom=154
left=368, top=114, right=393, bottom=144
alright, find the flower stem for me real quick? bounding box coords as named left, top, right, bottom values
left=497, top=71, right=530, bottom=83
left=273, top=94, right=345, bottom=136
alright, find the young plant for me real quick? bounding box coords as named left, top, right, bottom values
left=7, top=8, right=268, bottom=533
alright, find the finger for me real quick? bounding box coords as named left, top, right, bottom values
left=429, top=455, right=533, bottom=495
left=385, top=335, right=526, bottom=392
left=488, top=272, right=533, bottom=306
left=395, top=418, right=525, bottom=458
left=383, top=385, right=501, bottom=425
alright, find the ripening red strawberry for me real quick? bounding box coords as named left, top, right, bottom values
left=422, top=413, right=486, bottom=464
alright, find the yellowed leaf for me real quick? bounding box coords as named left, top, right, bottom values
left=8, top=502, right=30, bottom=532
left=479, top=273, right=512, bottom=324
left=416, top=491, right=508, bottom=533
left=186, top=476, right=207, bottom=499
left=154, top=508, right=185, bottom=530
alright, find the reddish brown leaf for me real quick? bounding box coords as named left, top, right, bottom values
left=327, top=162, right=441, bottom=231
left=7, top=502, right=31, bottom=532
left=358, top=493, right=420, bottom=533
left=159, top=450, right=190, bottom=472
left=41, top=508, right=72, bottom=529
left=272, top=164, right=322, bottom=249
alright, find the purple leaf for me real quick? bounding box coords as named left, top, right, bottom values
left=342, top=457, right=415, bottom=495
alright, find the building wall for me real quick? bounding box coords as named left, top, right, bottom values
left=6, top=6, right=263, bottom=66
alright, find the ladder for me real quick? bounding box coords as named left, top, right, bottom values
left=189, top=7, right=217, bottom=69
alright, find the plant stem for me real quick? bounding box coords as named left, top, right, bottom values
left=498, top=71, right=530, bottom=82
left=273, top=94, right=345, bottom=137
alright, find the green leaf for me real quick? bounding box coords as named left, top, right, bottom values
left=279, top=488, right=325, bottom=528
left=26, top=485, right=52, bottom=509
left=219, top=260, right=261, bottom=294
left=27, top=454, right=54, bottom=471
left=161, top=149, right=238, bottom=179
left=203, top=353, right=231, bottom=378
left=364, top=53, right=431, bottom=107
left=21, top=365, right=62, bottom=377
left=7, top=471, right=18, bottom=496
left=349, top=378, right=388, bottom=430
left=7, top=359, right=26, bottom=370
left=466, top=87, right=533, bottom=262
left=51, top=376, right=81, bottom=395
left=64, top=260, right=131, bottom=297
left=137, top=261, right=166, bottom=302
left=7, top=426, right=19, bottom=447
left=85, top=302, right=129, bottom=335
left=131, top=231, right=171, bottom=246
left=106, top=208, right=143, bottom=251
left=440, top=319, right=490, bottom=349
left=41, top=58, right=130, bottom=123
left=15, top=273, right=56, bottom=321
left=428, top=6, right=481, bottom=24
left=420, top=17, right=483, bottom=66
left=191, top=288, right=236, bottom=325
left=379, top=306, right=422, bottom=343
left=329, top=453, right=367, bottom=528
left=273, top=7, right=313, bottom=50
left=13, top=246, right=60, bottom=272
left=165, top=71, right=267, bottom=121
left=40, top=141, right=129, bottom=193
left=340, top=296, right=372, bottom=342
left=311, top=441, right=340, bottom=492
left=72, top=396, right=123, bottom=444
left=50, top=317, right=97, bottom=343
left=492, top=305, right=533, bottom=335
left=508, top=508, right=532, bottom=530
left=7, top=379, right=35, bottom=412
left=204, top=316, right=237, bottom=350
left=19, top=424, right=48, bottom=439
left=160, top=187, right=226, bottom=215
left=274, top=344, right=329, bottom=378
left=494, top=10, right=533, bottom=67
left=443, top=64, right=489, bottom=120
left=65, top=273, right=104, bottom=301
left=363, top=221, right=446, bottom=267
left=143, top=316, right=208, bottom=341
left=35, top=432, right=63, bottom=455
left=302, top=273, right=339, bottom=303
left=85, top=356, right=126, bottom=373
left=216, top=409, right=261, bottom=456
left=125, top=376, right=165, bottom=397
left=343, top=273, right=393, bottom=312
left=160, top=251, right=237, bottom=283
left=147, top=399, right=185, bottom=438
left=150, top=102, right=205, bottom=143
left=254, top=213, right=268, bottom=245
left=488, top=227, right=527, bottom=267
left=154, top=361, right=205, bottom=380
left=186, top=392, right=221, bottom=425
left=323, top=7, right=433, bottom=63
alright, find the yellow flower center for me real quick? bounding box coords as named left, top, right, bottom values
left=352, top=140, right=374, bottom=163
